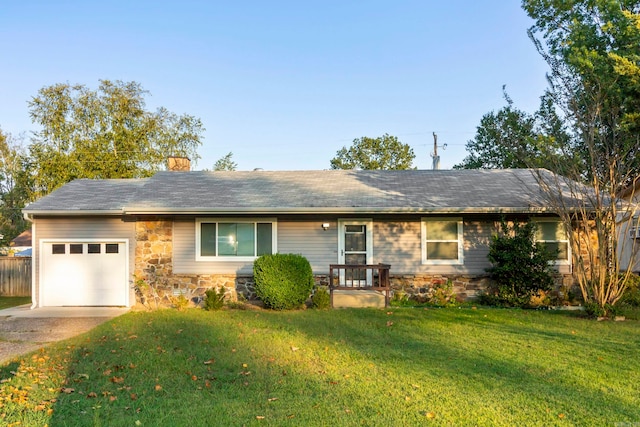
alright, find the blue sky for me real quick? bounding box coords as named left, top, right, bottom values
left=1, top=1, right=550, bottom=171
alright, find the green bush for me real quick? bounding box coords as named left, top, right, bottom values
left=620, top=273, right=640, bottom=307
left=253, top=253, right=314, bottom=310
left=482, top=219, right=556, bottom=307
left=428, top=280, right=458, bottom=307
left=311, top=286, right=331, bottom=309
left=203, top=287, right=226, bottom=311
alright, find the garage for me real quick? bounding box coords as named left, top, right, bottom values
left=40, top=240, right=128, bottom=306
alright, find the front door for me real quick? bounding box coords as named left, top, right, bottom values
left=338, top=219, right=373, bottom=286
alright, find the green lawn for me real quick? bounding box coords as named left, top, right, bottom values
left=1, top=307, right=639, bottom=426
left=0, top=296, right=30, bottom=310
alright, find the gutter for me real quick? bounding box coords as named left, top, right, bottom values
left=121, top=206, right=556, bottom=215
left=22, top=209, right=125, bottom=217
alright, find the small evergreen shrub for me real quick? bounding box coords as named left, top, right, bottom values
left=311, top=286, right=331, bottom=309
left=253, top=253, right=314, bottom=310
left=482, top=219, right=556, bottom=307
left=203, top=287, right=226, bottom=311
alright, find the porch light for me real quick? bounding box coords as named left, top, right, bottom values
left=322, top=223, right=330, bottom=230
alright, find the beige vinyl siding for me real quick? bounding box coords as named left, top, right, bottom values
left=174, top=219, right=255, bottom=274
left=277, top=220, right=338, bottom=273
left=32, top=216, right=135, bottom=303
left=374, top=220, right=493, bottom=275
left=173, top=219, right=339, bottom=275
left=173, top=216, right=570, bottom=276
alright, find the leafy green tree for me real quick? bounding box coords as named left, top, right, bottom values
left=26, top=80, right=205, bottom=198
left=330, top=134, right=415, bottom=170
left=213, top=152, right=237, bottom=171
left=0, top=129, right=29, bottom=244
left=523, top=0, right=640, bottom=314
left=455, top=89, right=570, bottom=171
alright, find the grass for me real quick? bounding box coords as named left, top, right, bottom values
left=0, top=297, right=30, bottom=310
left=1, top=307, right=639, bottom=426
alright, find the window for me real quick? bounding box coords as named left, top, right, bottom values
left=196, top=219, right=276, bottom=260
left=88, top=244, right=101, bottom=254
left=535, top=220, right=570, bottom=264
left=69, top=244, right=83, bottom=254
left=105, top=244, right=119, bottom=254
left=421, top=218, right=463, bottom=265
left=52, top=244, right=65, bottom=255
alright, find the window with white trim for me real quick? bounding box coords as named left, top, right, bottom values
left=535, top=219, right=570, bottom=263
left=196, top=219, right=277, bottom=261
left=421, top=218, right=463, bottom=265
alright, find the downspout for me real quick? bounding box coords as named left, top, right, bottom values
left=23, top=211, right=37, bottom=309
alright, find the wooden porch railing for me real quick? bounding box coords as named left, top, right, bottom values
left=329, top=263, right=391, bottom=307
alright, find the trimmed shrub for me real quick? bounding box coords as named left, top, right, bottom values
left=481, top=219, right=556, bottom=307
left=311, top=286, right=331, bottom=309
left=253, top=253, right=314, bottom=310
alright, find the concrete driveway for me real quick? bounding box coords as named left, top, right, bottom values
left=0, top=305, right=129, bottom=365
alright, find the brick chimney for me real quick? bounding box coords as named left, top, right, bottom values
left=167, top=156, right=191, bottom=171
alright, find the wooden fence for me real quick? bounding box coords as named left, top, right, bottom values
left=0, top=257, right=32, bottom=297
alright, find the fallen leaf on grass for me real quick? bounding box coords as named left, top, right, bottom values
left=154, top=384, right=162, bottom=391
left=203, top=359, right=215, bottom=365
left=268, top=397, right=278, bottom=402
left=291, top=346, right=299, bottom=352
left=110, top=377, right=125, bottom=384
left=87, top=392, right=98, bottom=398
left=558, top=413, right=565, bottom=419
left=61, top=387, right=75, bottom=394
left=386, top=321, right=394, bottom=327
left=256, top=415, right=265, bottom=420
left=424, top=412, right=436, bottom=419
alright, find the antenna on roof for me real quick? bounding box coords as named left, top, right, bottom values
left=430, top=132, right=447, bottom=170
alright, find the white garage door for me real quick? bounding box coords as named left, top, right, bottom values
left=41, top=241, right=128, bottom=306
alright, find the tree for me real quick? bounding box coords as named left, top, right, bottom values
left=213, top=152, right=237, bottom=171
left=26, top=80, right=205, bottom=198
left=330, top=134, right=415, bottom=170
left=523, top=0, right=640, bottom=315
left=455, top=89, right=571, bottom=171
left=0, top=129, right=29, bottom=244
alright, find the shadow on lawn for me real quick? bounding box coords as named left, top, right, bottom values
left=44, top=308, right=640, bottom=426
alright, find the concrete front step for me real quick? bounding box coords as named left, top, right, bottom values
left=332, top=289, right=387, bottom=308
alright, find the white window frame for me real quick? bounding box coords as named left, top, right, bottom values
left=534, top=218, right=571, bottom=266
left=421, top=217, right=464, bottom=265
left=195, top=218, right=277, bottom=262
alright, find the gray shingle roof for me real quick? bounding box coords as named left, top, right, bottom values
left=23, top=169, right=567, bottom=215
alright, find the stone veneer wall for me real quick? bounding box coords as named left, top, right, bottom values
left=134, top=220, right=251, bottom=305
left=133, top=219, right=574, bottom=306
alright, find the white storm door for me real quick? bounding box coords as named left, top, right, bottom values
left=338, top=219, right=373, bottom=286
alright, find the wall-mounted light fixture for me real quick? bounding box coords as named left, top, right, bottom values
left=321, top=223, right=330, bottom=231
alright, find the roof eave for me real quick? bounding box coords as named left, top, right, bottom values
left=121, top=206, right=556, bottom=215
left=23, top=209, right=125, bottom=217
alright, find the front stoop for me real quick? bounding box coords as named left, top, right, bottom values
left=332, top=290, right=386, bottom=308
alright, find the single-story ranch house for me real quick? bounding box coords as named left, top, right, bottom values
left=23, top=166, right=576, bottom=308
